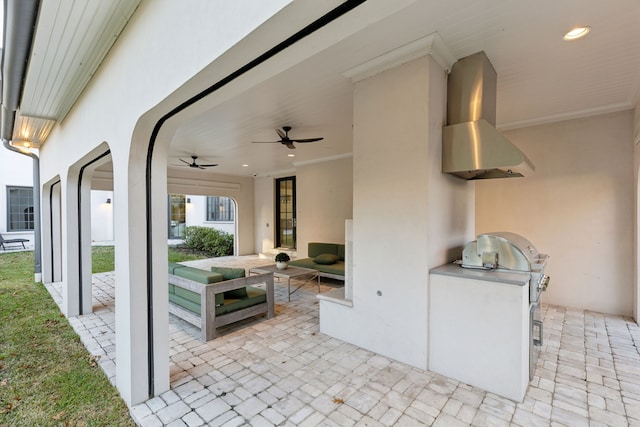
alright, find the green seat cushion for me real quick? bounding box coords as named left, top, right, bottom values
left=170, top=285, right=266, bottom=317
left=313, top=253, right=340, bottom=265
left=211, top=267, right=248, bottom=298
left=288, top=258, right=317, bottom=269
left=313, top=261, right=345, bottom=276
left=289, top=258, right=345, bottom=277
left=215, top=286, right=266, bottom=316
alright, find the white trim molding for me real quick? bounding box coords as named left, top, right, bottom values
left=343, top=32, right=456, bottom=83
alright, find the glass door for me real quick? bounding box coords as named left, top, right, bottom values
left=168, top=194, right=186, bottom=239
left=275, top=177, right=296, bottom=248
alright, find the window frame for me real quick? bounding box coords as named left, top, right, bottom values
left=7, top=185, right=34, bottom=231
left=206, top=196, right=235, bottom=222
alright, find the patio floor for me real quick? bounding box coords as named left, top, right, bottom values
left=45, top=256, right=640, bottom=426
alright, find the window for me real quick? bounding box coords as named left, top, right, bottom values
left=168, top=194, right=186, bottom=239
left=7, top=186, right=34, bottom=231
left=275, top=177, right=296, bottom=248
left=206, top=196, right=235, bottom=222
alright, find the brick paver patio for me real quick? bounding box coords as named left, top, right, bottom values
left=45, top=256, right=640, bottom=426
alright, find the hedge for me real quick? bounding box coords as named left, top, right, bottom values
left=182, top=226, right=234, bottom=257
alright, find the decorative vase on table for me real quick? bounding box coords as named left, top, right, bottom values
left=275, top=252, right=290, bottom=270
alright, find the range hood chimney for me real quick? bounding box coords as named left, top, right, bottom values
left=442, top=51, right=534, bottom=179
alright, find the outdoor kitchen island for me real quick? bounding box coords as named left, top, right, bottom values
left=427, top=232, right=549, bottom=402
left=428, top=264, right=531, bottom=402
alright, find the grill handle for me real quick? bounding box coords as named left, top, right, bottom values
left=533, top=319, right=543, bottom=346
left=538, top=275, right=550, bottom=292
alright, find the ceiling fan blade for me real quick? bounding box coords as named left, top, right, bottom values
left=285, top=143, right=296, bottom=149
left=251, top=141, right=279, bottom=143
left=179, top=158, right=191, bottom=165
left=275, top=128, right=286, bottom=139
left=200, top=164, right=218, bottom=167
left=291, top=137, right=324, bottom=143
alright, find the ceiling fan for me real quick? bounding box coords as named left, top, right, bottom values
left=178, top=155, right=218, bottom=169
left=252, top=126, right=324, bottom=149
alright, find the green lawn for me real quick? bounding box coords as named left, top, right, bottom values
left=0, top=250, right=135, bottom=426
left=0, top=246, right=209, bottom=425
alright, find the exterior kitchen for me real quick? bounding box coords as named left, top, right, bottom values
left=319, top=49, right=635, bottom=403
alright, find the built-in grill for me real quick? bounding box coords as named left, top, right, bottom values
left=459, top=231, right=549, bottom=302
left=457, top=232, right=550, bottom=379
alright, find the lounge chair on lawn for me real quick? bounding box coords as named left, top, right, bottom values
left=0, top=234, right=29, bottom=250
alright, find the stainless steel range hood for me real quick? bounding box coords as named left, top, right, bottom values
left=442, top=52, right=534, bottom=180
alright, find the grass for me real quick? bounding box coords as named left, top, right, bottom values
left=92, top=245, right=209, bottom=273
left=0, top=246, right=209, bottom=425
left=0, top=251, right=135, bottom=426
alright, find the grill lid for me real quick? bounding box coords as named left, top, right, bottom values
left=461, top=232, right=547, bottom=272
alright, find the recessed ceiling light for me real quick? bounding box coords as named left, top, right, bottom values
left=242, top=164, right=249, bottom=167
left=288, top=154, right=295, bottom=157
left=563, top=26, right=591, bottom=41
left=23, top=141, right=31, bottom=148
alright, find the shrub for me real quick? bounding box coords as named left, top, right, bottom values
left=183, top=226, right=234, bottom=257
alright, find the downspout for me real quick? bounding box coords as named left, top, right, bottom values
left=2, top=139, right=41, bottom=281
left=1, top=0, right=42, bottom=281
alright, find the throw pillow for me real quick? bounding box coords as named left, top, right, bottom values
left=313, top=253, right=339, bottom=265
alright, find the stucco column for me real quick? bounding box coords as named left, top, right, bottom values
left=634, top=104, right=640, bottom=324
left=61, top=175, right=81, bottom=317
left=113, top=144, right=169, bottom=406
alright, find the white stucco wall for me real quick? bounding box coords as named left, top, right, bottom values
left=252, top=156, right=353, bottom=258
left=185, top=195, right=236, bottom=236
left=254, top=175, right=278, bottom=254
left=90, top=190, right=114, bottom=242
left=167, top=170, right=252, bottom=253
left=320, top=56, right=474, bottom=370
left=477, top=110, right=634, bottom=317
left=0, top=149, right=35, bottom=243
left=295, top=157, right=353, bottom=257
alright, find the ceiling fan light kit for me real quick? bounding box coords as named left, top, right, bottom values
left=252, top=126, right=324, bottom=149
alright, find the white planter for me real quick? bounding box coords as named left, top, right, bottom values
left=276, top=261, right=288, bottom=270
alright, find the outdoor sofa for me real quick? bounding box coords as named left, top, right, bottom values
left=168, top=263, right=274, bottom=341
left=288, top=242, right=345, bottom=281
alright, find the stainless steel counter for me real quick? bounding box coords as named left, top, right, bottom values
left=430, top=263, right=529, bottom=286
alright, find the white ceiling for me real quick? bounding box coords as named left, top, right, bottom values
left=16, top=0, right=640, bottom=177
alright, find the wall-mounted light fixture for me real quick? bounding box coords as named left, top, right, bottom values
left=106, top=198, right=112, bottom=204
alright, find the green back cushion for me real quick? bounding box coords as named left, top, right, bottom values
left=308, top=243, right=346, bottom=261
left=174, top=266, right=224, bottom=284
left=313, top=253, right=340, bottom=265
left=308, top=243, right=338, bottom=258
left=211, top=266, right=248, bottom=299
left=169, top=283, right=224, bottom=308
left=168, top=262, right=186, bottom=274
left=211, top=266, right=246, bottom=280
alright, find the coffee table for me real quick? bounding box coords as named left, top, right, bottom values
left=249, top=264, right=320, bottom=301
